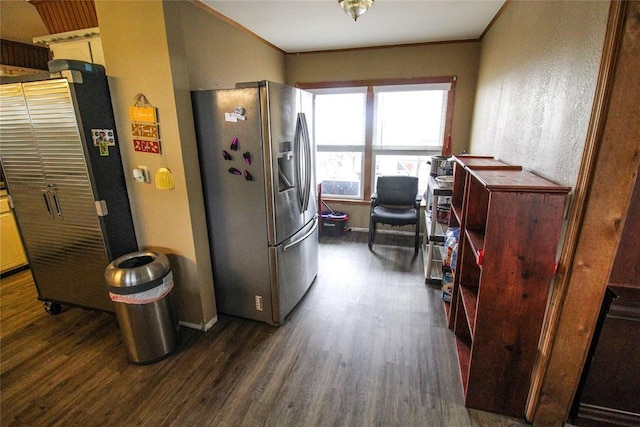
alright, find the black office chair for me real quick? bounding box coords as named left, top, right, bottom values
left=368, top=175, right=422, bottom=254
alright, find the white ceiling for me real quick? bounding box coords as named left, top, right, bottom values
left=199, top=0, right=506, bottom=53
left=0, top=0, right=505, bottom=54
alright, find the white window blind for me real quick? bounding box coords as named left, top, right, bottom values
left=373, top=83, right=450, bottom=150
left=311, top=87, right=367, bottom=198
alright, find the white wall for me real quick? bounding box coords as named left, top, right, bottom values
left=174, top=2, right=285, bottom=90
left=286, top=42, right=480, bottom=157
left=469, top=0, right=610, bottom=187
left=95, top=0, right=286, bottom=329
left=286, top=42, right=481, bottom=229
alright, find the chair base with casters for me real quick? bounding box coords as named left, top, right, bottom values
left=368, top=176, right=422, bottom=254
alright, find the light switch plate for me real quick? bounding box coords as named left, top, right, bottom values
left=136, top=166, right=150, bottom=183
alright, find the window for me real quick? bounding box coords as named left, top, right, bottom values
left=311, top=87, right=367, bottom=199
left=374, top=84, right=449, bottom=150
left=305, top=78, right=454, bottom=199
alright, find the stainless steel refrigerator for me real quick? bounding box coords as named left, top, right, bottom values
left=192, top=81, right=318, bottom=325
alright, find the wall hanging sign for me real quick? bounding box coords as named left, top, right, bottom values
left=128, top=94, right=174, bottom=190
left=129, top=105, right=157, bottom=123
left=129, top=94, right=161, bottom=154
left=131, top=123, right=159, bottom=139
left=133, top=139, right=160, bottom=154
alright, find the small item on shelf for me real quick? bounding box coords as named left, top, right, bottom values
left=450, top=242, right=458, bottom=271
left=435, top=175, right=454, bottom=189
left=429, top=155, right=454, bottom=176
left=442, top=272, right=454, bottom=302
left=424, top=173, right=455, bottom=284
left=436, top=203, right=451, bottom=223
left=444, top=227, right=459, bottom=268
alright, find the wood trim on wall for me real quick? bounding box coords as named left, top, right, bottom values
left=297, top=76, right=457, bottom=200
left=363, top=87, right=374, bottom=198
left=480, top=0, right=510, bottom=40
left=290, top=38, right=478, bottom=56
left=527, top=1, right=640, bottom=424
left=297, top=76, right=457, bottom=156
left=297, top=75, right=457, bottom=90
left=443, top=78, right=456, bottom=154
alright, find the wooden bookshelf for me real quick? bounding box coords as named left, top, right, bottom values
left=449, top=164, right=570, bottom=417
left=446, top=157, right=521, bottom=331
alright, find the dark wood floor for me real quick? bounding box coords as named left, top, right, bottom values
left=1, top=232, right=530, bottom=426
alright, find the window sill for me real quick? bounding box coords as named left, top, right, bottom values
left=321, top=197, right=428, bottom=209
left=321, top=197, right=370, bottom=206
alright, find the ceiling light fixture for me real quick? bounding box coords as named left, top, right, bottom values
left=338, top=0, right=374, bottom=21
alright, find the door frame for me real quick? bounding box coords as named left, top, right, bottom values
left=527, top=1, right=640, bottom=424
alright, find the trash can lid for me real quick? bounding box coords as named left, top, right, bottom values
left=105, top=251, right=171, bottom=294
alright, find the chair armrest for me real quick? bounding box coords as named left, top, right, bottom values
left=370, top=192, right=378, bottom=207
left=414, top=193, right=422, bottom=208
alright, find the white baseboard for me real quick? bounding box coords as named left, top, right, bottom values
left=179, top=315, right=218, bottom=331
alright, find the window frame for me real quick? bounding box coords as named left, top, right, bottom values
left=298, top=76, right=456, bottom=201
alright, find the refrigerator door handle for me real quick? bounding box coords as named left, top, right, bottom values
left=283, top=215, right=318, bottom=251
left=295, top=112, right=312, bottom=212
left=294, top=114, right=304, bottom=213
left=302, top=113, right=312, bottom=211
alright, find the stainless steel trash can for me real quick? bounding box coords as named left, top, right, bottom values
left=105, top=251, right=179, bottom=364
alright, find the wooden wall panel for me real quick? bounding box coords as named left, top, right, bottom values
left=29, top=0, right=98, bottom=34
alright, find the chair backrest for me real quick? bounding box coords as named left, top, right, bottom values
left=375, top=176, right=419, bottom=206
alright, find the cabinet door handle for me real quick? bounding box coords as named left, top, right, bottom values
left=42, top=190, right=53, bottom=218
left=52, top=191, right=63, bottom=219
